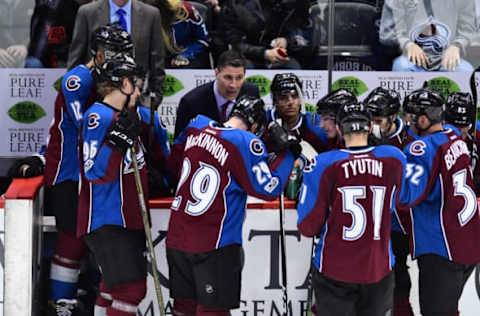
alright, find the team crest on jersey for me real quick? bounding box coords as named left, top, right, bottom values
left=65, top=75, right=81, bottom=91
left=87, top=113, right=100, bottom=129
left=250, top=139, right=264, bottom=156
left=409, top=140, right=426, bottom=156
left=303, top=157, right=316, bottom=173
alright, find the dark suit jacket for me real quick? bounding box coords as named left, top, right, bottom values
left=67, top=0, right=165, bottom=94
left=174, top=81, right=260, bottom=138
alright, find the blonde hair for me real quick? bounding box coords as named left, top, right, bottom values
left=96, top=81, right=118, bottom=98
left=142, top=0, right=188, bottom=53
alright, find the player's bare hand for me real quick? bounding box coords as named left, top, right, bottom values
left=270, top=37, right=287, bottom=49
left=407, top=42, right=428, bottom=69
left=442, top=45, right=460, bottom=71
left=170, top=55, right=190, bottom=67
left=265, top=48, right=289, bottom=64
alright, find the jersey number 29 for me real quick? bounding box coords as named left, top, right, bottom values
left=171, top=158, right=220, bottom=216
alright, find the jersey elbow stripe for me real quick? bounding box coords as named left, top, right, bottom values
left=52, top=107, right=65, bottom=185
left=87, top=182, right=93, bottom=234
left=439, top=174, right=453, bottom=260
left=119, top=165, right=127, bottom=228
left=216, top=173, right=231, bottom=249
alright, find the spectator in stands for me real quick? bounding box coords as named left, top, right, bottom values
left=221, top=0, right=314, bottom=69
left=153, top=0, right=211, bottom=68
left=203, top=0, right=221, bottom=13
left=25, top=0, right=92, bottom=68
left=0, top=0, right=32, bottom=68
left=198, top=0, right=228, bottom=64
left=380, top=0, right=476, bottom=71
left=0, top=45, right=27, bottom=68
left=68, top=0, right=166, bottom=101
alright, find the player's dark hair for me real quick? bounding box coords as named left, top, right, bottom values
left=216, top=50, right=247, bottom=72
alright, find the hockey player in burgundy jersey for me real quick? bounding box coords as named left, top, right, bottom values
left=263, top=73, right=329, bottom=154
left=445, top=92, right=480, bottom=195
left=315, top=88, right=357, bottom=150
left=78, top=56, right=169, bottom=316
left=364, top=86, right=414, bottom=316
left=297, top=102, right=407, bottom=316
left=398, top=88, right=480, bottom=316
left=166, top=96, right=298, bottom=316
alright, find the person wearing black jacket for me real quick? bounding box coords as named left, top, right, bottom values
left=173, top=50, right=259, bottom=138
left=25, top=0, right=91, bottom=68
left=221, top=0, right=314, bottom=69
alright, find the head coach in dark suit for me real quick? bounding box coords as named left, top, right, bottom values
left=67, top=0, right=165, bottom=96
left=174, top=50, right=260, bottom=138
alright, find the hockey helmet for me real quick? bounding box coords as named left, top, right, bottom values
left=402, top=88, right=445, bottom=123
left=231, top=95, right=267, bottom=136
left=90, top=23, right=134, bottom=59
left=445, top=92, right=475, bottom=127
left=364, top=87, right=401, bottom=117
left=270, top=73, right=302, bottom=99
left=98, top=55, right=140, bottom=86
left=316, top=88, right=357, bottom=118
left=336, top=102, right=372, bottom=134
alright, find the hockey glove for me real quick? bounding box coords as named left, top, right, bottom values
left=8, top=156, right=44, bottom=178
left=268, top=121, right=291, bottom=152
left=268, top=121, right=301, bottom=158
left=105, top=110, right=141, bottom=153
left=289, top=140, right=302, bottom=159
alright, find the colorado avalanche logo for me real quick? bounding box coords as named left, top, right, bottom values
left=87, top=113, right=100, bottom=129
left=302, top=157, right=316, bottom=173
left=409, top=140, right=426, bottom=156
left=250, top=139, right=264, bottom=156
left=65, top=75, right=81, bottom=91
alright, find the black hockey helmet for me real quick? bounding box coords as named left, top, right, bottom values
left=270, top=73, right=302, bottom=100
left=336, top=102, right=372, bottom=134
left=316, top=88, right=357, bottom=118
left=364, top=87, right=401, bottom=117
left=90, top=23, right=134, bottom=59
left=445, top=92, right=475, bottom=127
left=403, top=88, right=445, bottom=123
left=98, top=55, right=140, bottom=86
left=230, top=95, right=267, bottom=136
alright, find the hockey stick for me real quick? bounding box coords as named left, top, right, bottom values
left=469, top=67, right=479, bottom=171
left=306, top=237, right=316, bottom=316
left=279, top=192, right=289, bottom=316
left=130, top=145, right=166, bottom=316
left=469, top=68, right=478, bottom=138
